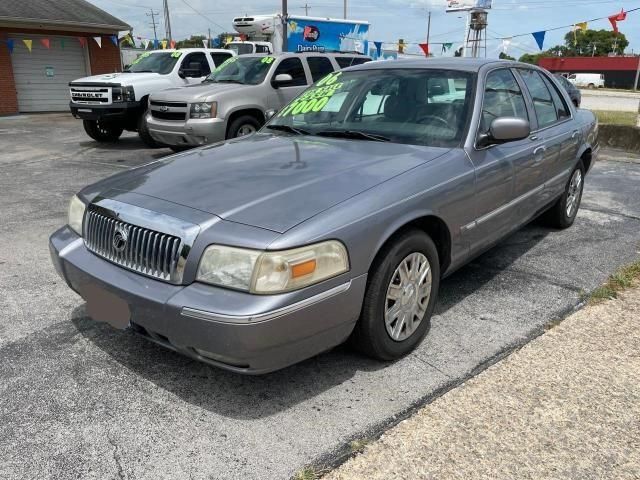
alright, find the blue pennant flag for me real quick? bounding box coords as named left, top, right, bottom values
left=110, top=35, right=118, bottom=46
left=374, top=41, right=383, bottom=57
left=6, top=38, right=14, bottom=54
left=532, top=31, right=546, bottom=50
left=153, top=39, right=159, bottom=49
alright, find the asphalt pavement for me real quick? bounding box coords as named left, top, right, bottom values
left=1, top=114, right=639, bottom=480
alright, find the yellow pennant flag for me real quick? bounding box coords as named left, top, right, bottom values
left=574, top=22, right=588, bottom=32
left=161, top=40, right=167, bottom=49
left=23, top=39, right=32, bottom=52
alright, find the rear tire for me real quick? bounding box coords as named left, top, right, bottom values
left=588, top=83, right=595, bottom=89
left=82, top=120, right=123, bottom=142
left=542, top=161, right=585, bottom=229
left=137, top=109, right=162, bottom=148
left=227, top=115, right=262, bottom=139
left=351, top=230, right=440, bottom=361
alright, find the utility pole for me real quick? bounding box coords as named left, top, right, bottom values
left=146, top=9, right=160, bottom=42
left=282, top=0, right=288, bottom=52
left=163, top=0, right=172, bottom=43
left=301, top=3, right=310, bottom=15
left=633, top=55, right=640, bottom=92
left=426, top=11, right=431, bottom=51
left=344, top=0, right=347, bottom=19
left=208, top=28, right=211, bottom=48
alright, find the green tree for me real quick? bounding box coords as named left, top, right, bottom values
left=499, top=52, right=516, bottom=61
left=563, top=29, right=628, bottom=56
left=176, top=35, right=207, bottom=49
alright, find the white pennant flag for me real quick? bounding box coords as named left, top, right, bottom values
left=502, top=37, right=512, bottom=54
left=93, top=36, right=102, bottom=48
left=202, top=39, right=208, bottom=48
left=142, top=40, right=148, bottom=49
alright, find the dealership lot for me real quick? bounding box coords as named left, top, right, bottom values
left=1, top=113, right=640, bottom=479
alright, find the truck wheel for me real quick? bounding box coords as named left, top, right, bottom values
left=227, top=115, right=262, bottom=139
left=350, top=230, right=440, bottom=361
left=542, top=161, right=585, bottom=229
left=588, top=83, right=595, bottom=89
left=83, top=120, right=123, bottom=142
left=137, top=109, right=162, bottom=148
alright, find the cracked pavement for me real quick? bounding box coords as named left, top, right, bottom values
left=1, top=114, right=639, bottom=479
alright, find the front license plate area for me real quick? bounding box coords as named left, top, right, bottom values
left=81, top=284, right=131, bottom=330
left=78, top=108, right=93, bottom=113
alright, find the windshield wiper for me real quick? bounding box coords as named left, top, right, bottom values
left=213, top=79, right=245, bottom=84
left=265, top=124, right=310, bottom=136
left=314, top=130, right=391, bottom=142
left=128, top=69, right=154, bottom=73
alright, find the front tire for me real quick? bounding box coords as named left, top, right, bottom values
left=543, top=162, right=585, bottom=229
left=351, top=230, right=440, bottom=361
left=227, top=115, right=262, bottom=139
left=82, top=120, right=123, bottom=142
left=137, top=109, right=162, bottom=148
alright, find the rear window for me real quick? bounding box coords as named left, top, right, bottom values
left=210, top=52, right=233, bottom=67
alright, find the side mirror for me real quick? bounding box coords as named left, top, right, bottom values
left=478, top=117, right=530, bottom=147
left=273, top=73, right=293, bottom=88
left=265, top=109, right=278, bottom=120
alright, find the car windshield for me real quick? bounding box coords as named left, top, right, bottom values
left=204, top=56, right=274, bottom=85
left=266, top=69, right=474, bottom=148
left=126, top=51, right=180, bottom=74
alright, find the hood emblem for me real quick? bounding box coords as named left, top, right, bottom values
left=112, top=227, right=129, bottom=253
left=159, top=105, right=170, bottom=112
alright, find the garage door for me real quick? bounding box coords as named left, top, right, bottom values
left=11, top=34, right=89, bottom=112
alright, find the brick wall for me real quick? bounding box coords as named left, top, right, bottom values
left=0, top=27, right=122, bottom=115
left=0, top=31, right=19, bottom=115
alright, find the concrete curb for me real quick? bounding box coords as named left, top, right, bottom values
left=598, top=124, right=640, bottom=152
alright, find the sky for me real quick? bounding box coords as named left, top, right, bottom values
left=91, top=0, right=640, bottom=58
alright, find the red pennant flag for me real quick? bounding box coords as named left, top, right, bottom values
left=40, top=38, right=50, bottom=49
left=609, top=9, right=626, bottom=35
left=78, top=37, right=87, bottom=47
left=419, top=43, right=430, bottom=57
left=170, top=40, right=176, bottom=49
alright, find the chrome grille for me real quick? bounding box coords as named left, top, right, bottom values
left=84, top=207, right=182, bottom=282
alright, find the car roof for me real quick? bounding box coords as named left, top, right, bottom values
left=148, top=48, right=230, bottom=53
left=347, top=57, right=534, bottom=73
left=237, top=52, right=372, bottom=59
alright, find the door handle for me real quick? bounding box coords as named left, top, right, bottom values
left=571, top=130, right=580, bottom=140
left=529, top=135, right=539, bottom=141
left=533, top=146, right=546, bottom=160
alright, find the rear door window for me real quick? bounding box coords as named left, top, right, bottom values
left=518, top=69, right=558, bottom=129
left=272, top=58, right=307, bottom=87
left=182, top=52, right=211, bottom=75
left=307, top=56, right=335, bottom=83
left=541, top=74, right=570, bottom=119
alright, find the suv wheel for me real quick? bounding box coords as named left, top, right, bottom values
left=227, top=115, right=262, bottom=139
left=82, top=120, right=123, bottom=142
left=351, top=230, right=440, bottom=361
left=137, top=109, right=162, bottom=148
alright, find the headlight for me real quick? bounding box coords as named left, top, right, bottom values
left=196, top=241, right=349, bottom=294
left=112, top=86, right=135, bottom=103
left=190, top=102, right=217, bottom=119
left=68, top=195, right=86, bottom=236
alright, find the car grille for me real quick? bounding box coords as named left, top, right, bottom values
left=70, top=86, right=111, bottom=104
left=151, top=110, right=187, bottom=121
left=150, top=100, right=187, bottom=108
left=84, top=206, right=183, bottom=282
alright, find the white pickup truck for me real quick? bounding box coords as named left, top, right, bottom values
left=69, top=48, right=235, bottom=146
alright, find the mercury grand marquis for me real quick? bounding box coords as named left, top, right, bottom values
left=50, top=58, right=599, bottom=374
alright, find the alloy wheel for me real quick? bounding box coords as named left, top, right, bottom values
left=566, top=169, right=583, bottom=218
left=384, top=252, right=432, bottom=342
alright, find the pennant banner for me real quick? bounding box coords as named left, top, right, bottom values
left=419, top=43, right=430, bottom=57
left=110, top=35, right=118, bottom=46
left=23, top=39, right=32, bottom=52
left=501, top=38, right=511, bottom=54
left=153, top=39, right=159, bottom=49
left=532, top=30, right=545, bottom=50
left=40, top=38, right=50, bottom=49
left=374, top=41, right=383, bottom=57
left=161, top=40, right=167, bottom=49
left=574, top=22, right=588, bottom=32
left=78, top=37, right=87, bottom=47
left=6, top=38, right=14, bottom=54
left=442, top=42, right=453, bottom=53
left=609, top=9, right=626, bottom=35
left=93, top=36, right=102, bottom=48
left=60, top=38, right=66, bottom=49
left=170, top=40, right=176, bottom=49
left=202, top=39, right=208, bottom=49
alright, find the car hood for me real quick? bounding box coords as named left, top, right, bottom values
left=93, top=134, right=449, bottom=233
left=150, top=82, right=251, bottom=102
left=71, top=72, right=162, bottom=86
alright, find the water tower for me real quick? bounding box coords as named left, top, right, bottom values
left=466, top=9, right=488, bottom=58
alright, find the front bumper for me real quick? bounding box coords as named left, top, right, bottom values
left=70, top=101, right=141, bottom=121
left=146, top=115, right=226, bottom=147
left=49, top=226, right=366, bottom=374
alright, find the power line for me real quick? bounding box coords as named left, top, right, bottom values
left=146, top=9, right=160, bottom=41
left=178, top=0, right=228, bottom=34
